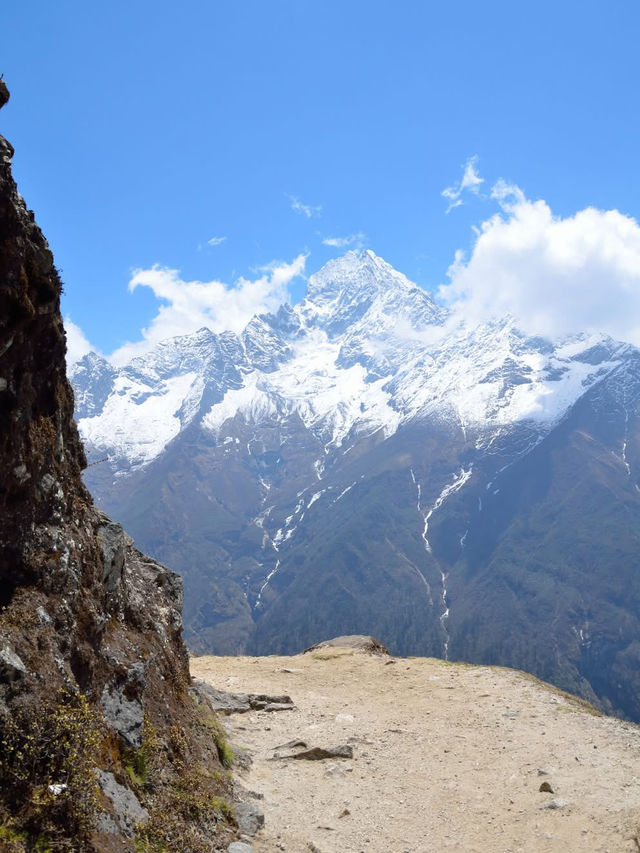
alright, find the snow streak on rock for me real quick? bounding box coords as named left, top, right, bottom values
left=255, top=559, right=280, bottom=609
left=407, top=469, right=433, bottom=605
left=415, top=467, right=472, bottom=660
left=333, top=483, right=356, bottom=503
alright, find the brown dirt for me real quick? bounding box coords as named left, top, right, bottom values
left=191, top=648, right=640, bottom=853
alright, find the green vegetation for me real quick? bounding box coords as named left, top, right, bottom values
left=198, top=706, right=234, bottom=769
left=0, top=689, right=101, bottom=849
left=135, top=768, right=235, bottom=853
left=124, top=702, right=236, bottom=852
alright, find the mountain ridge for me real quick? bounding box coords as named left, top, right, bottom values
left=71, top=249, right=632, bottom=469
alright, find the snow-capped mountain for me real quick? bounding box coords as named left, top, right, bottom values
left=72, top=250, right=640, bottom=721
left=72, top=250, right=629, bottom=468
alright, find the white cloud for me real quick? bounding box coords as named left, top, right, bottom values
left=64, top=318, right=94, bottom=365
left=442, top=155, right=484, bottom=213
left=109, top=254, right=307, bottom=366
left=322, top=232, right=367, bottom=249
left=207, top=235, right=227, bottom=247
left=288, top=194, right=322, bottom=218
left=439, top=184, right=640, bottom=345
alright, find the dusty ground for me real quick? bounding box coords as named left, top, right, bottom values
left=191, top=648, right=640, bottom=853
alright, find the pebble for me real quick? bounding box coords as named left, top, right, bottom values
left=542, top=798, right=569, bottom=810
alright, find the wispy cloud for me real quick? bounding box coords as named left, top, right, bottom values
left=322, top=232, right=367, bottom=249
left=441, top=155, right=484, bottom=213
left=288, top=194, right=322, bottom=218
left=109, top=254, right=307, bottom=366
left=207, top=235, right=227, bottom=247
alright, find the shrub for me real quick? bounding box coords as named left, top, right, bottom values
left=0, top=688, right=100, bottom=847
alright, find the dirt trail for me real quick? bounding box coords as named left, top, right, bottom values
left=191, top=648, right=640, bottom=853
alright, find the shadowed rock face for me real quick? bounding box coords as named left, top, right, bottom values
left=0, top=81, right=235, bottom=851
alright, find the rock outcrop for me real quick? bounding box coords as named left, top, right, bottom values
left=0, top=80, right=235, bottom=851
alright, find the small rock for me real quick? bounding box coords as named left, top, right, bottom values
left=324, top=764, right=346, bottom=778
left=235, top=801, right=265, bottom=836
left=96, top=770, right=148, bottom=837
left=303, top=635, right=390, bottom=656
left=261, top=702, right=295, bottom=712
left=292, top=745, right=353, bottom=761
left=189, top=681, right=294, bottom=715
left=100, top=684, right=144, bottom=748
left=228, top=843, right=254, bottom=853
left=36, top=606, right=52, bottom=625
left=13, top=464, right=30, bottom=484
left=335, top=713, right=355, bottom=724
left=539, top=781, right=556, bottom=793
left=97, top=522, right=127, bottom=592
left=275, top=739, right=307, bottom=751
left=537, top=766, right=556, bottom=776
left=0, top=645, right=26, bottom=682
left=233, top=747, right=253, bottom=771
left=190, top=681, right=251, bottom=713
left=249, top=693, right=293, bottom=708
left=542, top=798, right=569, bottom=810
left=338, top=807, right=351, bottom=818
left=243, top=789, right=264, bottom=800
left=39, top=473, right=57, bottom=494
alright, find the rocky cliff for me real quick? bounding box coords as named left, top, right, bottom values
left=0, top=81, right=235, bottom=852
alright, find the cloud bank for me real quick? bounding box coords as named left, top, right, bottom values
left=64, top=318, right=94, bottom=365
left=440, top=183, right=640, bottom=345
left=66, top=181, right=640, bottom=370
left=108, top=254, right=307, bottom=366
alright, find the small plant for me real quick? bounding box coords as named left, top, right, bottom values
left=122, top=714, right=163, bottom=790
left=0, top=816, right=28, bottom=852
left=199, top=709, right=234, bottom=768
left=0, top=688, right=101, bottom=847
left=123, top=746, right=149, bottom=788
left=135, top=768, right=236, bottom=853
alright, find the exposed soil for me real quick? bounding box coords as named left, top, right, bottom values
left=192, top=647, right=640, bottom=853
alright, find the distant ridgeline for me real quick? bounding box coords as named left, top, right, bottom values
left=74, top=250, right=640, bottom=722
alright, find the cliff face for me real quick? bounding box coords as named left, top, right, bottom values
left=0, top=81, right=234, bottom=852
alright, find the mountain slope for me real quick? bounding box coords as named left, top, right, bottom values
left=73, top=249, right=640, bottom=720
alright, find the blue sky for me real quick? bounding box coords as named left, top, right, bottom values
left=3, top=1, right=640, bottom=361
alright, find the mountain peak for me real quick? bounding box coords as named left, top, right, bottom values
left=306, top=249, right=411, bottom=306
left=300, top=249, right=444, bottom=336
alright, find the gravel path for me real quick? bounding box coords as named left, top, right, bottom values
left=191, top=648, right=640, bottom=853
